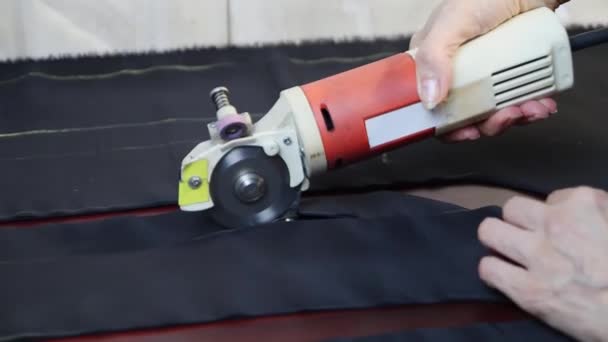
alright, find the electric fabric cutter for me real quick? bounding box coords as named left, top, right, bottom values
left=177, top=8, right=579, bottom=228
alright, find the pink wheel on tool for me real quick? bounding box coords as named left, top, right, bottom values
left=217, top=114, right=248, bottom=141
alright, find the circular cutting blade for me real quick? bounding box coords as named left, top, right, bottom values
left=208, top=146, right=300, bottom=228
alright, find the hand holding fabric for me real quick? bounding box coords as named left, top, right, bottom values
left=478, top=186, right=608, bottom=342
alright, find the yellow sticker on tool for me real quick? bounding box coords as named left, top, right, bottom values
left=178, top=159, right=210, bottom=206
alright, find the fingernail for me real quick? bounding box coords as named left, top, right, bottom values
left=528, top=112, right=550, bottom=122
left=420, top=78, right=439, bottom=109
left=551, top=109, right=558, bottom=114
left=467, top=129, right=481, bottom=140
left=458, top=128, right=480, bottom=141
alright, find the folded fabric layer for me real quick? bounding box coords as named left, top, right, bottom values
left=326, top=320, right=574, bottom=342
left=0, top=192, right=504, bottom=340
left=0, top=192, right=457, bottom=261
left=0, top=33, right=606, bottom=221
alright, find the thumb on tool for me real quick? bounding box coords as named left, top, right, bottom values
left=412, top=41, right=453, bottom=110
left=410, top=11, right=472, bottom=110
left=408, top=2, right=471, bottom=110
left=409, top=0, right=526, bottom=110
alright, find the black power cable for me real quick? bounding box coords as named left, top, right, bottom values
left=570, top=27, right=608, bottom=52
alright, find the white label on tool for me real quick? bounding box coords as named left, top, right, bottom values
left=365, top=103, right=441, bottom=148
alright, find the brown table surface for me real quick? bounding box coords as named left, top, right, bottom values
left=50, top=303, right=528, bottom=342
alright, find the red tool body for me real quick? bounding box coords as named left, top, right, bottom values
left=301, top=53, right=427, bottom=169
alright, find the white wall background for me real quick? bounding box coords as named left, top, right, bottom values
left=0, top=0, right=606, bottom=61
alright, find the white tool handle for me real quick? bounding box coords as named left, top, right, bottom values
left=427, top=7, right=574, bottom=134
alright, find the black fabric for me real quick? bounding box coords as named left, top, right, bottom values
left=1, top=28, right=607, bottom=221
left=0, top=192, right=509, bottom=340
left=327, top=320, right=574, bottom=342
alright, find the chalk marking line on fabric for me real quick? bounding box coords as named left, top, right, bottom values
left=0, top=51, right=397, bottom=86
left=288, top=52, right=396, bottom=65
left=0, top=62, right=234, bottom=86
left=0, top=114, right=266, bottom=140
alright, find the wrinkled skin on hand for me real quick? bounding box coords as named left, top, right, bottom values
left=478, top=186, right=608, bottom=342
left=410, top=0, right=568, bottom=142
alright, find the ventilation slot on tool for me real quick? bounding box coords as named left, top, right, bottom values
left=321, top=105, right=335, bottom=132
left=491, top=54, right=556, bottom=108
